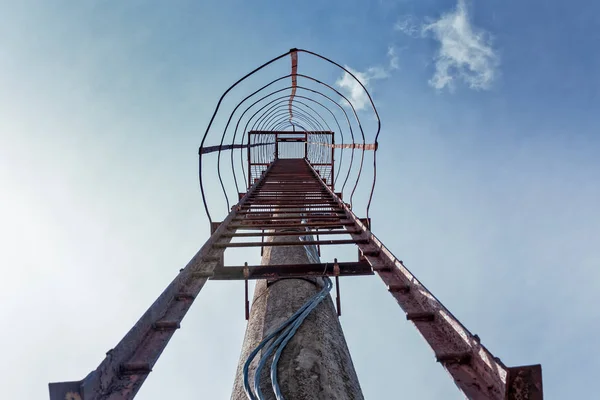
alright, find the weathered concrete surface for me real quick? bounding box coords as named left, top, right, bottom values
left=231, top=234, right=363, bottom=400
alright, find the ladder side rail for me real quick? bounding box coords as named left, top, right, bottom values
left=305, top=159, right=508, bottom=400
left=49, top=163, right=276, bottom=400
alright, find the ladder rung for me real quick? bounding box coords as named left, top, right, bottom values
left=241, top=208, right=338, bottom=212
left=248, top=194, right=331, bottom=197
left=361, top=249, right=381, bottom=257
left=406, top=312, right=436, bottom=322
left=246, top=195, right=333, bottom=198
left=174, top=293, right=196, bottom=301
left=215, top=238, right=369, bottom=248
left=210, top=261, right=373, bottom=280
left=388, top=284, right=410, bottom=294
left=191, top=270, right=214, bottom=278
left=372, top=263, right=393, bottom=272
left=256, top=187, right=325, bottom=190
left=436, top=352, right=472, bottom=365
left=243, top=204, right=336, bottom=208
left=245, top=195, right=333, bottom=199
left=237, top=210, right=344, bottom=215
left=242, top=204, right=337, bottom=208
left=229, top=222, right=353, bottom=229
left=120, top=362, right=152, bottom=375
left=152, top=321, right=181, bottom=331
left=222, top=230, right=357, bottom=237
left=236, top=215, right=343, bottom=221
left=258, top=187, right=324, bottom=190
left=252, top=193, right=328, bottom=196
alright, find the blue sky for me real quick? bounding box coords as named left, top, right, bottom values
left=1, top=1, right=599, bottom=399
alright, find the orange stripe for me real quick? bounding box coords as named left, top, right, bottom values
left=289, top=50, right=298, bottom=122
left=308, top=142, right=378, bottom=150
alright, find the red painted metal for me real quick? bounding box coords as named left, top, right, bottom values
left=302, top=159, right=531, bottom=400
left=51, top=45, right=541, bottom=399
left=289, top=50, right=298, bottom=121
left=48, top=163, right=276, bottom=400
left=506, top=364, right=543, bottom=399
left=50, top=150, right=542, bottom=400
left=211, top=261, right=373, bottom=281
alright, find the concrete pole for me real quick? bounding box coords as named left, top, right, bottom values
left=231, top=234, right=363, bottom=400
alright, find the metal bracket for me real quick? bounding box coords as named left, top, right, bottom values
left=211, top=221, right=222, bottom=235
left=48, top=371, right=96, bottom=400
left=506, top=364, right=543, bottom=400
left=243, top=263, right=250, bottom=320
left=334, top=258, right=341, bottom=317
left=359, top=217, right=371, bottom=231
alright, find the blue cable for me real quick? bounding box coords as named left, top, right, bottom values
left=243, top=287, right=319, bottom=400
left=254, top=279, right=331, bottom=399
left=271, top=277, right=332, bottom=399
left=243, top=277, right=332, bottom=400
left=253, top=317, right=299, bottom=398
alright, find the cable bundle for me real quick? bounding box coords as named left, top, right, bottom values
left=243, top=277, right=333, bottom=400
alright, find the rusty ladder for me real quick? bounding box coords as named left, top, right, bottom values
left=49, top=158, right=542, bottom=400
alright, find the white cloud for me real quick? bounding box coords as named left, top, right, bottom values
left=336, top=66, right=389, bottom=110
left=394, top=14, right=420, bottom=37
left=395, top=1, right=498, bottom=91
left=422, top=0, right=499, bottom=90
left=335, top=46, right=401, bottom=110
left=387, top=46, right=399, bottom=70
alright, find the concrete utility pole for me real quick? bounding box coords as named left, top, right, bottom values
left=231, top=233, right=363, bottom=400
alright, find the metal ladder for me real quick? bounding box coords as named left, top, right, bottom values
left=49, top=158, right=542, bottom=400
